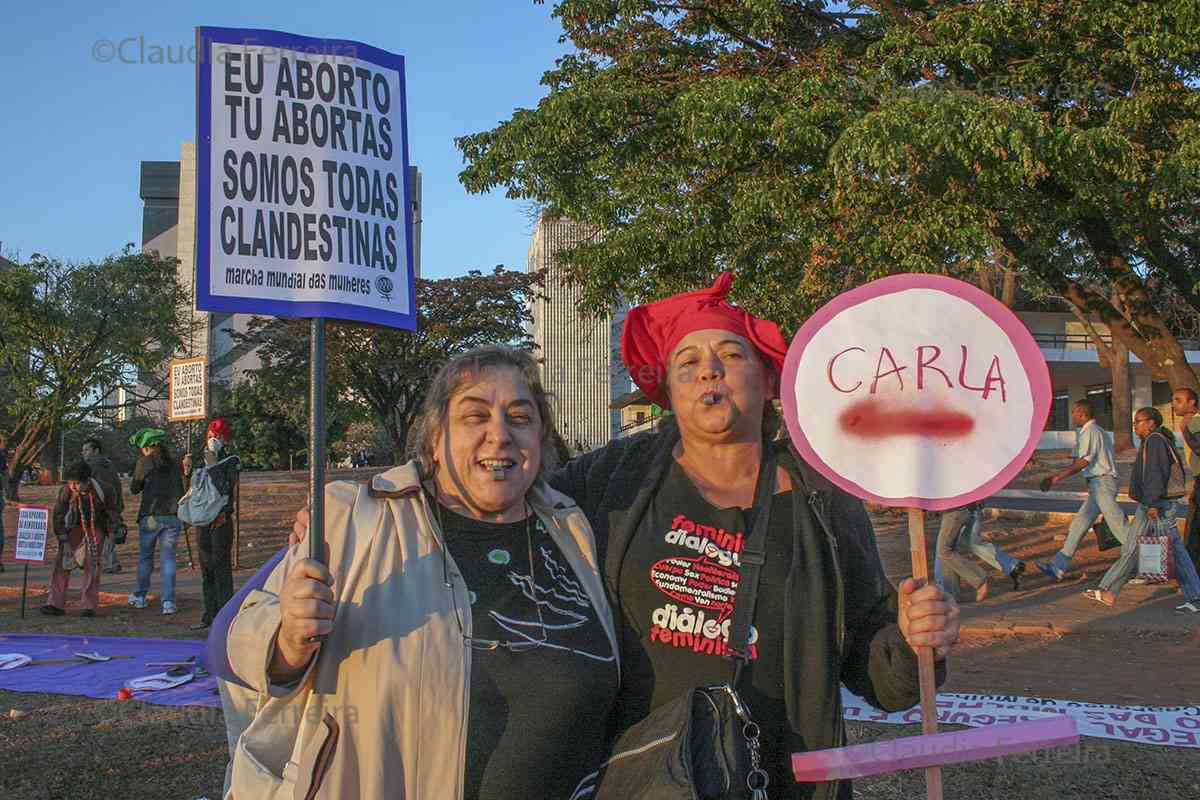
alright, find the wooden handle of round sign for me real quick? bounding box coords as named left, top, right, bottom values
left=907, top=508, right=944, bottom=800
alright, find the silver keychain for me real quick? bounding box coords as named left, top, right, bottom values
left=744, top=719, right=769, bottom=800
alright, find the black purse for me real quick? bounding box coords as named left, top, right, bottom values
left=589, top=452, right=777, bottom=800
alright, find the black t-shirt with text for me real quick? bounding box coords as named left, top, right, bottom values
left=615, top=461, right=806, bottom=798
left=440, top=506, right=619, bottom=800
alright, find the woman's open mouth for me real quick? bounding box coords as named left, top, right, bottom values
left=479, top=458, right=516, bottom=480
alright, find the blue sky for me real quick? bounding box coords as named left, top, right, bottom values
left=0, top=1, right=570, bottom=278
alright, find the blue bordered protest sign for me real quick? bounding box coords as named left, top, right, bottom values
left=195, top=26, right=415, bottom=329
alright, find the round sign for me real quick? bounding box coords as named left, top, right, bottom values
left=781, top=274, right=1051, bottom=511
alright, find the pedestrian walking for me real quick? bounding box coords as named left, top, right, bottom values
left=1085, top=408, right=1200, bottom=613
left=1037, top=399, right=1127, bottom=580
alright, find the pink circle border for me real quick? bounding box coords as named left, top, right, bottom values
left=781, top=274, right=1052, bottom=511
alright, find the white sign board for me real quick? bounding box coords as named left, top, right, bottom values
left=14, top=505, right=49, bottom=563
left=782, top=275, right=1051, bottom=511
left=195, top=26, right=416, bottom=330
left=169, top=357, right=208, bottom=422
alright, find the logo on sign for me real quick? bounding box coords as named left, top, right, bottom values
left=376, top=275, right=394, bottom=301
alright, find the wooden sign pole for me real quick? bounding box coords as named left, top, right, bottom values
left=907, top=508, right=943, bottom=800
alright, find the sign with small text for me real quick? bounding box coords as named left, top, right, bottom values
left=169, top=357, right=209, bottom=422
left=14, top=505, right=49, bottom=563
left=782, top=275, right=1051, bottom=511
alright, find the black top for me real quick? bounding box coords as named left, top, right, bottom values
left=616, top=460, right=803, bottom=796
left=550, top=430, right=942, bottom=800
left=131, top=451, right=184, bottom=520
left=440, top=506, right=619, bottom=800
left=1131, top=430, right=1182, bottom=510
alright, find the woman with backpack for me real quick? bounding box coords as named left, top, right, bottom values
left=127, top=427, right=184, bottom=615
left=182, top=418, right=241, bottom=630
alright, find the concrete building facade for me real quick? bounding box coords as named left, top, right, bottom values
left=527, top=215, right=623, bottom=453
left=1022, top=311, right=1200, bottom=448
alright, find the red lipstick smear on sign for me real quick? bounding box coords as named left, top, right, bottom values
left=837, top=398, right=975, bottom=439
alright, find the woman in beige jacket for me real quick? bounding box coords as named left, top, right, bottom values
left=223, top=347, right=620, bottom=799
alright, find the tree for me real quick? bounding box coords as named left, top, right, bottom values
left=237, top=267, right=541, bottom=463
left=458, top=1, right=1200, bottom=389
left=0, top=248, right=196, bottom=498
left=221, top=377, right=309, bottom=470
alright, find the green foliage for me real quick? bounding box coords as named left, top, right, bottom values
left=235, top=267, right=541, bottom=463
left=458, top=1, right=1199, bottom=384
left=220, top=377, right=310, bottom=470
left=0, top=246, right=197, bottom=493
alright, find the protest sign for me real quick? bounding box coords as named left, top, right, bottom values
left=168, top=357, right=208, bottom=422
left=781, top=276, right=1054, bottom=799
left=195, top=26, right=415, bottom=329
left=781, top=274, right=1051, bottom=511
left=14, top=505, right=48, bottom=564
left=14, top=504, right=49, bottom=619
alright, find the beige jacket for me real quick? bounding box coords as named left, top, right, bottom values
left=224, top=463, right=619, bottom=800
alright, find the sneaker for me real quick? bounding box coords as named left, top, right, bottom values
left=1035, top=561, right=1065, bottom=582
left=1009, top=561, right=1027, bottom=591
left=1175, top=602, right=1200, bottom=614
left=128, top=595, right=147, bottom=609
left=1127, top=577, right=1148, bottom=586
left=162, top=601, right=178, bottom=615
left=80, top=609, right=96, bottom=618
left=40, top=605, right=65, bottom=616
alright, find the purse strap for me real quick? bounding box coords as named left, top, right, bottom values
left=727, top=444, right=777, bottom=686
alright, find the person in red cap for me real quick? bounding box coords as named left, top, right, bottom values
left=183, top=417, right=241, bottom=629
left=268, top=272, right=960, bottom=799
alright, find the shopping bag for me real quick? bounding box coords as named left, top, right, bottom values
left=1137, top=519, right=1176, bottom=582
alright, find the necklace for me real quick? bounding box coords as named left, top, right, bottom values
left=425, top=485, right=548, bottom=653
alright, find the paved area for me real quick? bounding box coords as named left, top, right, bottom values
left=870, top=511, right=1199, bottom=637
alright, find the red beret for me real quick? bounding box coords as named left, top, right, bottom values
left=207, top=418, right=232, bottom=441
left=620, top=272, right=788, bottom=409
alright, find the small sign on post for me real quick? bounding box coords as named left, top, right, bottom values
left=14, top=504, right=49, bottom=619
left=782, top=274, right=1054, bottom=799
left=169, top=356, right=209, bottom=422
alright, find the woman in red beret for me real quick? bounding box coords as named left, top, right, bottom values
left=248, top=273, right=960, bottom=800
left=183, top=417, right=241, bottom=630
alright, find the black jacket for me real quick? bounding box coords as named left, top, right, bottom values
left=131, top=451, right=184, bottom=520
left=550, top=427, right=943, bottom=800
left=1131, top=430, right=1180, bottom=511
left=85, top=456, right=124, bottom=514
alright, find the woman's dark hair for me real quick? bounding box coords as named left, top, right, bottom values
left=1138, top=406, right=1173, bottom=442
left=409, top=346, right=559, bottom=481
left=64, top=461, right=92, bottom=482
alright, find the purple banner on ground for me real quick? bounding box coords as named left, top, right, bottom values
left=0, top=633, right=219, bottom=708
